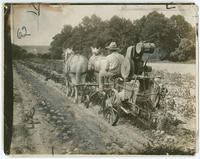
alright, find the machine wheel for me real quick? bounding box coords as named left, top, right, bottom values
left=103, top=106, right=119, bottom=126
left=121, top=58, right=135, bottom=80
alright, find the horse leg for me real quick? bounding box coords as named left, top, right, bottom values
left=95, top=72, right=99, bottom=83
left=70, top=74, right=76, bottom=98
left=70, top=74, right=78, bottom=103
left=71, top=83, right=77, bottom=103
left=74, top=72, right=82, bottom=103
left=99, top=71, right=103, bottom=90
left=65, top=79, right=70, bottom=96
left=80, top=74, right=87, bottom=103
left=73, top=86, right=78, bottom=103
left=70, top=86, right=74, bottom=97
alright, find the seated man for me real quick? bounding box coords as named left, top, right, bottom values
left=99, top=42, right=124, bottom=89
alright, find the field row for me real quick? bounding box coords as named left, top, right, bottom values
left=16, top=59, right=197, bottom=154
left=19, top=59, right=196, bottom=120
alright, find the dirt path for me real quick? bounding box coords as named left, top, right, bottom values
left=11, top=65, right=50, bottom=154
left=10, top=61, right=149, bottom=155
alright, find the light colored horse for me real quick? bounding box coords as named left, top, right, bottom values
left=88, top=47, right=107, bottom=83
left=63, top=48, right=88, bottom=103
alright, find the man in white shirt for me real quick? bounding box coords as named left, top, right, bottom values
left=99, top=42, right=124, bottom=89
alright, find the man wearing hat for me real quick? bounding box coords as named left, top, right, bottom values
left=99, top=42, right=124, bottom=89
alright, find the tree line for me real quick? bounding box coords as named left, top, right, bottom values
left=11, top=44, right=51, bottom=59
left=50, top=11, right=196, bottom=62
left=12, top=11, right=196, bottom=62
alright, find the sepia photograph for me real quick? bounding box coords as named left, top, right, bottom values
left=3, top=2, right=198, bottom=156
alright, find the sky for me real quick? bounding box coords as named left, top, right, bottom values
left=11, top=4, right=198, bottom=46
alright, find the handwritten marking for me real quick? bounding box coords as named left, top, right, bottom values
left=27, top=4, right=40, bottom=16
left=27, top=4, right=40, bottom=31
left=17, top=26, right=31, bottom=39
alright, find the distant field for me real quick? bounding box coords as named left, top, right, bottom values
left=148, top=63, right=196, bottom=76
left=21, top=45, right=50, bottom=54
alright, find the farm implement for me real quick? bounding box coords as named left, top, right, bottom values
left=77, top=42, right=169, bottom=129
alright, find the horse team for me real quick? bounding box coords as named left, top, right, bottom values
left=63, top=42, right=124, bottom=103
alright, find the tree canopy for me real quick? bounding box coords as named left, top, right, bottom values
left=49, top=12, right=196, bottom=61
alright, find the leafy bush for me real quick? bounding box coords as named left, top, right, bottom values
left=12, top=44, right=27, bottom=59
left=170, top=38, right=195, bottom=62
left=41, top=53, right=51, bottom=59
left=49, top=12, right=195, bottom=61
left=12, top=44, right=38, bottom=59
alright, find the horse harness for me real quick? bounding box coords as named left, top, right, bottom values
left=65, top=54, right=87, bottom=76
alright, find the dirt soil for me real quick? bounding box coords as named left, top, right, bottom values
left=10, top=62, right=150, bottom=155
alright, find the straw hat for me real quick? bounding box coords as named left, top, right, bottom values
left=106, top=42, right=119, bottom=51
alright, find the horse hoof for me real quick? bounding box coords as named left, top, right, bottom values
left=84, top=102, right=89, bottom=108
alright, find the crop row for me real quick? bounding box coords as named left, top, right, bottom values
left=18, top=60, right=65, bottom=84
left=19, top=59, right=196, bottom=119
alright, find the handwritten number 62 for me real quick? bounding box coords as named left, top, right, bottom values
left=17, top=26, right=31, bottom=39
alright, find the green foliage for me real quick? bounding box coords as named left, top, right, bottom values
left=40, top=53, right=51, bottom=59
left=137, top=12, right=175, bottom=59
left=49, top=25, right=73, bottom=59
left=49, top=12, right=196, bottom=61
left=170, top=15, right=194, bottom=40
left=12, top=44, right=33, bottom=59
left=12, top=44, right=53, bottom=59
left=170, top=38, right=195, bottom=62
